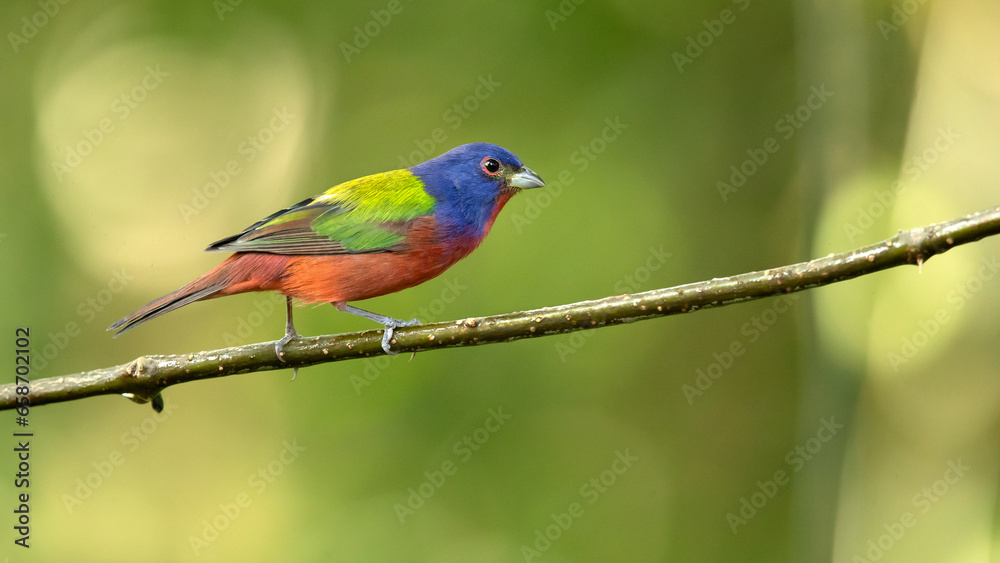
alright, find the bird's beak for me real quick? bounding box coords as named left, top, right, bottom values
left=508, top=166, right=545, bottom=189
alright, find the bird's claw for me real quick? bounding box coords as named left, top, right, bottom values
left=274, top=332, right=297, bottom=361
left=381, top=317, right=420, bottom=355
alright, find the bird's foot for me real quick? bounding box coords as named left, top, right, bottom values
left=274, top=328, right=299, bottom=360
left=333, top=302, right=420, bottom=356
left=275, top=328, right=300, bottom=380
left=381, top=317, right=421, bottom=355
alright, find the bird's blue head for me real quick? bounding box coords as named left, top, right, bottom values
left=410, top=143, right=544, bottom=238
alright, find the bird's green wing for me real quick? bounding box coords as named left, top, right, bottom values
left=207, top=170, right=436, bottom=255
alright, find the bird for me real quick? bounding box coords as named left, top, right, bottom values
left=108, top=143, right=545, bottom=371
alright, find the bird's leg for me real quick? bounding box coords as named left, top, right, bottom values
left=275, top=296, right=300, bottom=380
left=333, top=302, right=420, bottom=355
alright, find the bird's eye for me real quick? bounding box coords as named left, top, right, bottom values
left=481, top=157, right=501, bottom=175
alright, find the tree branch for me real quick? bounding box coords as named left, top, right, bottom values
left=4, top=205, right=1000, bottom=412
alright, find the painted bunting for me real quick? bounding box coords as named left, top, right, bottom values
left=109, top=143, right=545, bottom=365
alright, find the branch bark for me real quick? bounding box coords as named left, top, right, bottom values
left=4, top=205, right=1000, bottom=411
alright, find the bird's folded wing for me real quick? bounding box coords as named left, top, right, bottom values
left=206, top=170, right=436, bottom=255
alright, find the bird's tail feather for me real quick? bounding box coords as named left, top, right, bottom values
left=108, top=285, right=225, bottom=336
left=108, top=256, right=238, bottom=336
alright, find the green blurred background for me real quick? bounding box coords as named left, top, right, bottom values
left=2, top=0, right=999, bottom=561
